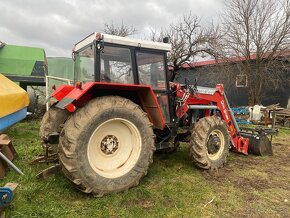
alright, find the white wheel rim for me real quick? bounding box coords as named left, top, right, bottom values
left=207, top=129, right=225, bottom=161
left=87, top=118, right=142, bottom=178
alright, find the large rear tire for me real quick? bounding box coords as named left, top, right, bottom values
left=189, top=116, right=230, bottom=170
left=40, top=106, right=70, bottom=156
left=59, top=96, right=155, bottom=196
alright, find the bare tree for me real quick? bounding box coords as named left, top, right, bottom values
left=150, top=12, right=221, bottom=81
left=220, top=0, right=290, bottom=105
left=104, top=21, right=137, bottom=37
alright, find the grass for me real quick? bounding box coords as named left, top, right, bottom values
left=2, top=119, right=290, bottom=217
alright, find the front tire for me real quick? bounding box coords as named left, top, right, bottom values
left=189, top=116, right=230, bottom=170
left=59, top=96, right=155, bottom=196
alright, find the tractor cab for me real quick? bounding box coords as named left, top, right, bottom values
left=72, top=32, right=172, bottom=123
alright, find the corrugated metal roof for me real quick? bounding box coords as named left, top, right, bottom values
left=179, top=52, right=290, bottom=70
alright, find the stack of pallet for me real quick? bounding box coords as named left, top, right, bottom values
left=0, top=134, right=16, bottom=179
left=256, top=104, right=290, bottom=127
left=275, top=108, right=290, bottom=127
left=0, top=134, right=17, bottom=178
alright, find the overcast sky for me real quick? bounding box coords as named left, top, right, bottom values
left=0, top=0, right=224, bottom=57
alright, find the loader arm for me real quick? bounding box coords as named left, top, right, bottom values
left=194, top=85, right=249, bottom=154
left=175, top=83, right=249, bottom=154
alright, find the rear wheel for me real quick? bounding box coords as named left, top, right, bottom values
left=189, top=116, right=230, bottom=170
left=59, top=96, right=155, bottom=196
left=40, top=106, right=70, bottom=158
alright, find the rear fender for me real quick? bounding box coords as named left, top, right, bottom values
left=53, top=82, right=165, bottom=129
left=50, top=85, right=75, bottom=112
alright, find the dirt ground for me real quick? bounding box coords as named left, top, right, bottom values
left=202, top=133, right=290, bottom=217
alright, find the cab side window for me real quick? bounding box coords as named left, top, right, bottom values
left=100, top=46, right=134, bottom=84
left=136, top=52, right=167, bottom=90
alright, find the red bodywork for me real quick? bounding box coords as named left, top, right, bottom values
left=173, top=83, right=249, bottom=155
left=51, top=81, right=249, bottom=154
left=51, top=82, right=165, bottom=130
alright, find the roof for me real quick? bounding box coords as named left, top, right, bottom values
left=74, top=32, right=172, bottom=52
left=179, top=51, right=290, bottom=70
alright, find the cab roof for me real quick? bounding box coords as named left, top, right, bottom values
left=74, top=32, right=171, bottom=52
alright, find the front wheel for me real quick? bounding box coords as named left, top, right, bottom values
left=189, top=116, right=230, bottom=170
left=59, top=96, right=155, bottom=196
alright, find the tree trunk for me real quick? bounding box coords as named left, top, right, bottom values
left=248, top=77, right=263, bottom=105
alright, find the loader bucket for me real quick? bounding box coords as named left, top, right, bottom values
left=247, top=134, right=273, bottom=156
left=239, top=127, right=277, bottom=156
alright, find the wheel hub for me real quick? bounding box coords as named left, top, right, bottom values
left=207, top=135, right=221, bottom=155
left=88, top=118, right=142, bottom=179
left=100, top=135, right=119, bottom=155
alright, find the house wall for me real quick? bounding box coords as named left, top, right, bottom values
left=174, top=64, right=290, bottom=107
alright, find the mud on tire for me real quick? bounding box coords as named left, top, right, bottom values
left=189, top=116, right=230, bottom=170
left=40, top=106, right=70, bottom=156
left=59, top=96, right=155, bottom=196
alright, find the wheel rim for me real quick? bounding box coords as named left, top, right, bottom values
left=87, top=118, right=142, bottom=178
left=206, top=129, right=225, bottom=161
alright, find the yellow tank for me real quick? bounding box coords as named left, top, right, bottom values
left=0, top=74, right=29, bottom=132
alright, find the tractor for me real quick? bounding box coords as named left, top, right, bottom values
left=40, top=32, right=273, bottom=196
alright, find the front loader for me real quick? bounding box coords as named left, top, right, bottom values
left=40, top=32, right=274, bottom=196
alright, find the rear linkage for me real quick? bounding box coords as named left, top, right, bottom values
left=31, top=133, right=61, bottom=179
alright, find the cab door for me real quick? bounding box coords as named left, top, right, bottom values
left=135, top=50, right=170, bottom=123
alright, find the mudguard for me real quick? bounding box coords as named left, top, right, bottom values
left=50, top=82, right=165, bottom=129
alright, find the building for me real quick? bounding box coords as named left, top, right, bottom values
left=173, top=55, right=290, bottom=107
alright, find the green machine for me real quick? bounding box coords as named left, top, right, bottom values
left=0, top=41, right=74, bottom=111
left=0, top=41, right=47, bottom=89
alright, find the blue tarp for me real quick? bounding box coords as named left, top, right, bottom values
left=0, top=107, right=27, bottom=133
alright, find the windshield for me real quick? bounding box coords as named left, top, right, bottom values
left=74, top=45, right=94, bottom=83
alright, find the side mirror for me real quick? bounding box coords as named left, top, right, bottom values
left=72, top=51, right=77, bottom=61
left=0, top=41, right=6, bottom=49
left=163, top=37, right=169, bottom=43
left=95, top=35, right=104, bottom=53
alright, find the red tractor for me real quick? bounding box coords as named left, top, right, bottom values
left=40, top=32, right=273, bottom=196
